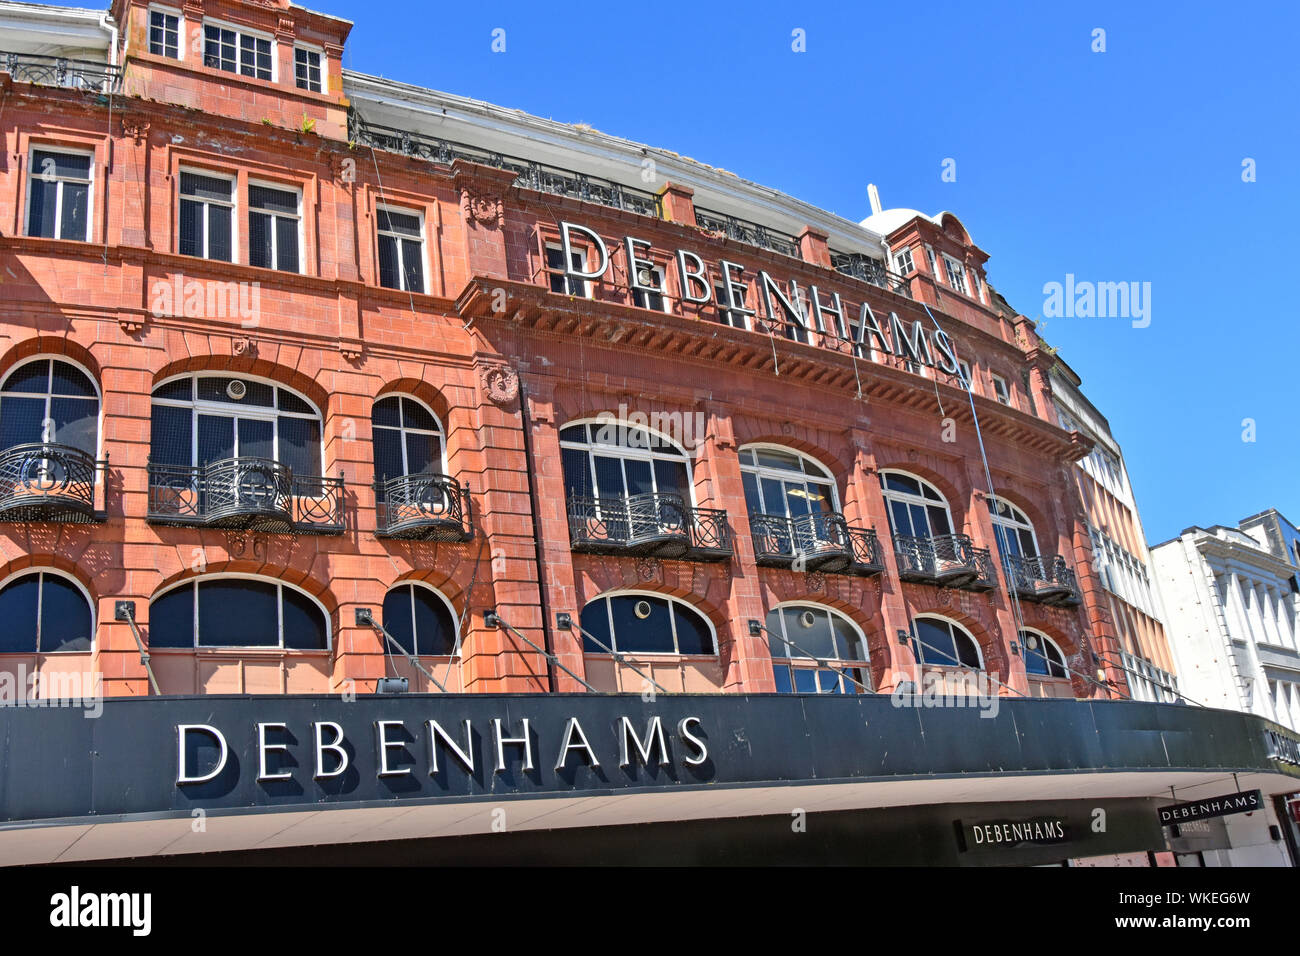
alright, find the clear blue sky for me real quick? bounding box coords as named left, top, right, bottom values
left=66, top=0, right=1300, bottom=543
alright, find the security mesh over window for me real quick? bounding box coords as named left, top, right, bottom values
left=377, top=209, right=425, bottom=292
left=382, top=584, right=457, bottom=656
left=178, top=171, right=233, bottom=261
left=295, top=47, right=322, bottom=92
left=248, top=184, right=300, bottom=272
left=149, top=579, right=327, bottom=649
left=0, top=572, right=94, bottom=653
left=579, top=594, right=714, bottom=655
left=0, top=358, right=98, bottom=454
left=27, top=149, right=91, bottom=241
left=149, top=10, right=180, bottom=58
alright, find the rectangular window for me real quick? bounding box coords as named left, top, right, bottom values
left=991, top=374, right=1010, bottom=405
left=377, top=207, right=425, bottom=293
left=714, top=283, right=750, bottom=330
left=27, top=148, right=92, bottom=242
left=178, top=170, right=234, bottom=262
left=545, top=244, right=589, bottom=297
left=149, top=9, right=180, bottom=59
left=958, top=361, right=972, bottom=389
left=248, top=183, right=301, bottom=273
left=943, top=255, right=968, bottom=294
left=632, top=264, right=667, bottom=312
left=294, top=47, right=322, bottom=92
left=894, top=247, right=914, bottom=275
left=204, top=23, right=271, bottom=80
left=924, top=245, right=938, bottom=277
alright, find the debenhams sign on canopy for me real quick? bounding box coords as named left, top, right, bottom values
left=555, top=221, right=964, bottom=374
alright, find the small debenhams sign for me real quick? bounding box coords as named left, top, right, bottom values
left=1157, top=789, right=1263, bottom=826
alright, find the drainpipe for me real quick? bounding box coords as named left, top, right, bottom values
left=99, top=12, right=119, bottom=65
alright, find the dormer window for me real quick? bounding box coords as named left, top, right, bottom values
left=942, top=254, right=968, bottom=295
left=295, top=47, right=322, bottom=93
left=204, top=22, right=272, bottom=81
left=149, top=8, right=181, bottom=60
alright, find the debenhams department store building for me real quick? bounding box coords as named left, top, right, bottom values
left=0, top=0, right=1296, bottom=866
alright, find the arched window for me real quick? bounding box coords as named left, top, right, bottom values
left=765, top=603, right=869, bottom=694
left=739, top=445, right=838, bottom=519
left=879, top=471, right=953, bottom=539
left=1020, top=629, right=1067, bottom=679
left=988, top=497, right=1039, bottom=559
left=0, top=570, right=94, bottom=653
left=149, top=577, right=328, bottom=649
left=372, top=395, right=445, bottom=489
left=149, top=374, right=322, bottom=477
left=381, top=583, right=457, bottom=656
left=580, top=593, right=715, bottom=655
left=560, top=420, right=691, bottom=503
left=0, top=358, right=99, bottom=454
left=911, top=615, right=981, bottom=669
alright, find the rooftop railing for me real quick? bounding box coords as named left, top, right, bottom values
left=0, top=51, right=121, bottom=94
left=829, top=251, right=913, bottom=298
left=693, top=207, right=801, bottom=259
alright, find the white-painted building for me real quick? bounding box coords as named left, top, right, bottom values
left=1150, top=510, right=1300, bottom=731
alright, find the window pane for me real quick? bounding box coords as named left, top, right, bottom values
left=237, top=417, right=274, bottom=460
left=780, top=606, right=835, bottom=659
left=607, top=595, right=673, bottom=653
left=772, top=665, right=793, bottom=693
left=955, top=630, right=981, bottom=668
left=377, top=234, right=400, bottom=289
left=411, top=587, right=455, bottom=656
left=0, top=575, right=39, bottom=652
left=207, top=204, right=232, bottom=261
left=561, top=448, right=591, bottom=499
left=27, top=177, right=57, bottom=238
left=275, top=216, right=299, bottom=272
left=278, top=415, right=321, bottom=475
left=198, top=378, right=274, bottom=406
left=404, top=431, right=438, bottom=475
left=3, top=360, right=50, bottom=394
left=49, top=397, right=98, bottom=453
left=593, top=455, right=625, bottom=499
left=400, top=398, right=437, bottom=432
left=50, top=361, right=95, bottom=397
left=915, top=618, right=957, bottom=666
left=278, top=390, right=313, bottom=414
left=39, top=576, right=92, bottom=652
left=884, top=473, right=920, bottom=495
left=672, top=605, right=712, bottom=655
left=653, top=459, right=689, bottom=497
left=282, top=587, right=327, bottom=650
left=792, top=668, right=818, bottom=693
left=579, top=598, right=612, bottom=653
left=249, top=185, right=297, bottom=214
left=401, top=238, right=424, bottom=292
left=180, top=172, right=232, bottom=202
left=60, top=181, right=89, bottom=241
left=150, top=404, right=192, bottom=466
left=373, top=428, right=404, bottom=484
left=741, top=471, right=761, bottom=514
left=178, top=198, right=202, bottom=257
left=0, top=396, right=46, bottom=447
left=372, top=396, right=401, bottom=428
left=34, top=150, right=89, bottom=180
left=198, top=580, right=278, bottom=646
left=381, top=586, right=416, bottom=655
left=197, top=414, right=235, bottom=466
left=248, top=211, right=272, bottom=269
left=832, top=617, right=865, bottom=661
left=149, top=584, right=194, bottom=648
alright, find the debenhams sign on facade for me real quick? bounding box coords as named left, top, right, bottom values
left=555, top=222, right=965, bottom=374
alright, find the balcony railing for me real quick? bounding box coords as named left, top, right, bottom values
left=0, top=443, right=104, bottom=524
left=893, top=533, right=997, bottom=591
left=349, top=112, right=662, bottom=219
left=568, top=493, right=732, bottom=562
left=375, top=473, right=473, bottom=541
left=829, top=251, right=914, bottom=299
left=0, top=51, right=122, bottom=94
left=1004, top=553, right=1082, bottom=607
left=147, top=457, right=344, bottom=534
left=693, top=207, right=801, bottom=259
left=751, top=512, right=885, bottom=576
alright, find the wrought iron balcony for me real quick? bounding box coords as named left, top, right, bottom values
left=751, top=512, right=885, bottom=576
left=349, top=112, right=662, bottom=219
left=375, top=473, right=473, bottom=541
left=0, top=51, right=122, bottom=94
left=0, top=443, right=104, bottom=524
left=829, top=251, right=914, bottom=299
left=693, top=207, right=801, bottom=259
left=568, top=493, right=732, bottom=562
left=1004, top=553, right=1082, bottom=607
left=147, top=457, right=344, bottom=534
left=893, top=533, right=997, bottom=591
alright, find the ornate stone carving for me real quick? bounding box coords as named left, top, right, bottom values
left=635, top=556, right=661, bottom=581
left=232, top=336, right=257, bottom=358
left=461, top=187, right=505, bottom=228
left=478, top=363, right=519, bottom=405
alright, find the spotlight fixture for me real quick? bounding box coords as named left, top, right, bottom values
left=555, top=612, right=572, bottom=630
left=897, top=629, right=911, bottom=646
left=747, top=619, right=762, bottom=637
left=1009, top=640, right=1020, bottom=656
